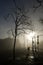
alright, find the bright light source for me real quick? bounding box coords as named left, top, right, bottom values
left=26, top=31, right=36, bottom=41
left=29, top=32, right=35, bottom=37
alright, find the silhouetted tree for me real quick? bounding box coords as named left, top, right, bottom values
left=4, top=0, right=33, bottom=60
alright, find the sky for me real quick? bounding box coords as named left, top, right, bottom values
left=0, top=0, right=43, bottom=39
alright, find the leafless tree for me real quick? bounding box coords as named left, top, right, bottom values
left=4, top=0, right=33, bottom=60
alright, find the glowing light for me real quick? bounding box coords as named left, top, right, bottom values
left=29, top=32, right=35, bottom=37
left=26, top=32, right=36, bottom=41
left=29, top=56, right=34, bottom=59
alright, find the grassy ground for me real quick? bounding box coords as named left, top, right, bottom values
left=0, top=49, right=43, bottom=65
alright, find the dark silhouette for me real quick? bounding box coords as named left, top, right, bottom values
left=25, top=47, right=30, bottom=59
left=4, top=0, right=33, bottom=60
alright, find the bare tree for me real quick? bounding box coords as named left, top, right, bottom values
left=4, top=0, right=33, bottom=60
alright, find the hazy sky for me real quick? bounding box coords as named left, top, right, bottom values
left=0, top=0, right=43, bottom=39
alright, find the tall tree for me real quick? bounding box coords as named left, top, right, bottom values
left=4, top=0, right=33, bottom=60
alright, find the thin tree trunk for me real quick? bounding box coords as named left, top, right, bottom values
left=13, top=35, right=16, bottom=60
left=13, top=24, right=17, bottom=60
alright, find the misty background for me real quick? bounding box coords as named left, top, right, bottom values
left=0, top=0, right=43, bottom=60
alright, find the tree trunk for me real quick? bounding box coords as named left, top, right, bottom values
left=13, top=35, right=16, bottom=60
left=13, top=25, right=17, bottom=60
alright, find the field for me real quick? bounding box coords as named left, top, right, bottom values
left=0, top=49, right=43, bottom=65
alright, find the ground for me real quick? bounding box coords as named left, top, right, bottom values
left=0, top=49, right=43, bottom=65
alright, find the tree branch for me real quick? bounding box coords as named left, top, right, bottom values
left=33, top=0, right=42, bottom=12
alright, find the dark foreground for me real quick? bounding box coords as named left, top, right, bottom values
left=0, top=50, right=43, bottom=65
